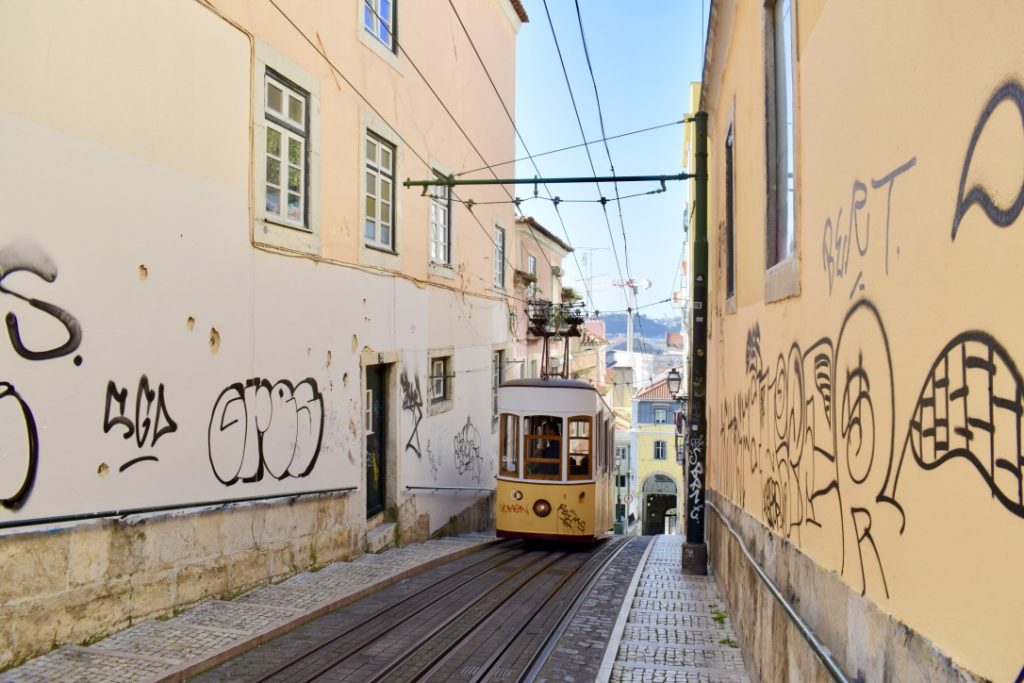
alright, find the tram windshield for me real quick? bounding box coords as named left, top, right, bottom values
left=524, top=415, right=561, bottom=479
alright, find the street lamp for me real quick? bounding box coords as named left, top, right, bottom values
left=666, top=367, right=682, bottom=396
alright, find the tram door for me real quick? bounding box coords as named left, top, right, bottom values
left=365, top=365, right=387, bottom=518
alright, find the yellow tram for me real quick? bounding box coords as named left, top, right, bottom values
left=495, top=378, right=615, bottom=543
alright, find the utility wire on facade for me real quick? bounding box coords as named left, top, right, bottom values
left=265, top=0, right=531, bottom=284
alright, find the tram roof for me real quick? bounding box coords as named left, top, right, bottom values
left=500, top=378, right=596, bottom=391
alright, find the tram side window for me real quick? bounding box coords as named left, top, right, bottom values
left=525, top=415, right=561, bottom=479
left=568, top=416, right=592, bottom=479
left=499, top=413, right=519, bottom=476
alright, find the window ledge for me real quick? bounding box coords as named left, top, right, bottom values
left=428, top=398, right=453, bottom=416
left=430, top=262, right=456, bottom=279
left=765, top=253, right=800, bottom=303
left=364, top=243, right=398, bottom=256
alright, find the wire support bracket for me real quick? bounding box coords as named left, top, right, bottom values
left=404, top=171, right=692, bottom=190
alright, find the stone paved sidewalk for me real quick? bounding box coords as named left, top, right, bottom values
left=600, top=534, right=750, bottom=683
left=0, top=533, right=497, bottom=683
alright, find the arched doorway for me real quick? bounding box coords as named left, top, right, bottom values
left=641, top=473, right=678, bottom=535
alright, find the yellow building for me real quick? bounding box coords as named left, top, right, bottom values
left=631, top=376, right=684, bottom=534
left=700, top=1, right=1024, bottom=680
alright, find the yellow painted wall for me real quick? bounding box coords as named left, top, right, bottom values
left=702, top=1, right=1024, bottom=680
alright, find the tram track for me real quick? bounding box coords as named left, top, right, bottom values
left=192, top=537, right=639, bottom=683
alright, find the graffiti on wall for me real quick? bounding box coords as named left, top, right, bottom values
left=687, top=433, right=705, bottom=522
left=721, top=298, right=1024, bottom=598
left=0, top=240, right=83, bottom=363
left=882, top=332, right=1024, bottom=522
left=400, top=369, right=424, bottom=457
left=0, top=383, right=38, bottom=510
left=952, top=81, right=1024, bottom=240
left=103, top=376, right=178, bottom=470
left=453, top=416, right=482, bottom=483
left=719, top=300, right=897, bottom=598
left=0, top=240, right=82, bottom=510
left=426, top=439, right=439, bottom=480
left=821, top=158, right=916, bottom=299
left=208, top=378, right=324, bottom=485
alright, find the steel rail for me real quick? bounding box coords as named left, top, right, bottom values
left=517, top=537, right=637, bottom=683
left=707, top=500, right=852, bottom=683
left=247, top=541, right=526, bottom=683
left=369, top=550, right=575, bottom=682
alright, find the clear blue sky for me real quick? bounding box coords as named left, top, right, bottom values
left=512, top=1, right=708, bottom=321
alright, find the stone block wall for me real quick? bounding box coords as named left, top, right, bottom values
left=0, top=492, right=361, bottom=670
left=706, top=492, right=980, bottom=683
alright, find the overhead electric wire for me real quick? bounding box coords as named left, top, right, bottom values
left=570, top=0, right=655, bottom=384
left=445, top=0, right=597, bottom=313
left=540, top=0, right=628, bottom=321
left=456, top=119, right=685, bottom=177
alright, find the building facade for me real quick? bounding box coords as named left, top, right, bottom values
left=0, top=0, right=526, bottom=667
left=510, top=216, right=572, bottom=379
left=700, top=1, right=1024, bottom=680
left=631, top=377, right=684, bottom=535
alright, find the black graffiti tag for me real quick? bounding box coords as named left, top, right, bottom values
left=0, top=240, right=82, bottom=362
left=400, top=369, right=424, bottom=457
left=0, top=382, right=38, bottom=510
left=103, top=376, right=178, bottom=471
left=453, top=417, right=481, bottom=483
left=557, top=503, right=586, bottom=533
left=951, top=81, right=1024, bottom=240
left=208, top=378, right=324, bottom=485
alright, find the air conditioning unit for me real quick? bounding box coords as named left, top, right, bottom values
left=552, top=266, right=563, bottom=277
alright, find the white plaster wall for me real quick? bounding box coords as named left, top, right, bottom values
left=0, top=0, right=508, bottom=532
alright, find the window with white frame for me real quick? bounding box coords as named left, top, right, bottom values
left=365, top=132, right=396, bottom=250
left=264, top=71, right=308, bottom=229
left=492, top=350, right=504, bottom=417
left=430, top=356, right=450, bottom=402
left=768, top=0, right=795, bottom=267
left=615, top=445, right=627, bottom=466
left=654, top=407, right=667, bottom=424
left=363, top=0, right=395, bottom=51
left=527, top=254, right=537, bottom=297
left=493, top=226, right=506, bottom=288
left=654, top=440, right=667, bottom=460
left=430, top=171, right=451, bottom=266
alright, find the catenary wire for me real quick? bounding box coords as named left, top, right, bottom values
left=445, top=0, right=597, bottom=312
left=540, top=0, right=630, bottom=328
left=571, top=0, right=653, bottom=384
left=456, top=119, right=685, bottom=177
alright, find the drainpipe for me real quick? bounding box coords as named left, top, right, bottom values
left=682, top=111, right=709, bottom=575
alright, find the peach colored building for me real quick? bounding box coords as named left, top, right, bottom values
left=700, top=1, right=1024, bottom=680
left=0, top=0, right=526, bottom=668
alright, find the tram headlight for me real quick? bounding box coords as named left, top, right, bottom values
left=533, top=499, right=552, bottom=517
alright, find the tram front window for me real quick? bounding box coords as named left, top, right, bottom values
left=525, top=415, right=561, bottom=479
left=568, top=416, right=592, bottom=479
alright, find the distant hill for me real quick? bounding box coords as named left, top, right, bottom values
left=595, top=313, right=678, bottom=340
